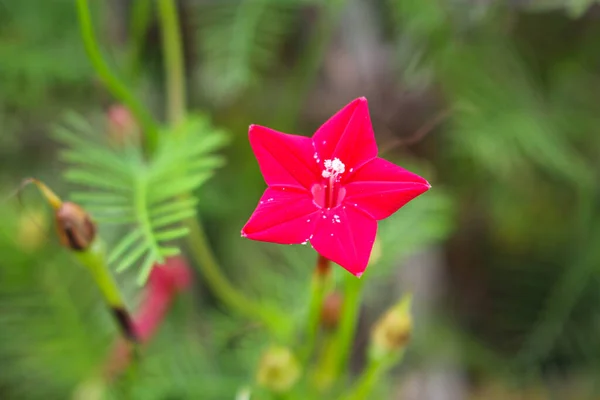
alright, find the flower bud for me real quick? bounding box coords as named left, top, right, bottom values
left=320, top=291, right=343, bottom=330
left=107, top=104, right=139, bottom=146
left=55, top=202, right=96, bottom=251
left=370, top=294, right=412, bottom=359
left=22, top=179, right=97, bottom=252
left=256, top=346, right=300, bottom=393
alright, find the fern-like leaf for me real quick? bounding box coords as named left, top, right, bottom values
left=53, top=112, right=228, bottom=284
left=195, top=0, right=299, bottom=103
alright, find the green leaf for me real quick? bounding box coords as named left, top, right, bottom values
left=54, top=112, right=228, bottom=283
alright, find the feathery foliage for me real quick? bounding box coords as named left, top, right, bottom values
left=0, top=0, right=94, bottom=108
left=53, top=112, right=228, bottom=283
left=195, top=0, right=301, bottom=103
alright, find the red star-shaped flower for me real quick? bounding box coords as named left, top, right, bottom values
left=241, top=97, right=431, bottom=276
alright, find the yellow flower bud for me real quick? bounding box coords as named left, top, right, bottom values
left=256, top=346, right=301, bottom=393
left=370, top=294, right=412, bottom=359
left=16, top=209, right=48, bottom=252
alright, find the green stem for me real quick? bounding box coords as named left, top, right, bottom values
left=154, top=0, right=289, bottom=340
left=340, top=353, right=403, bottom=400
left=312, top=273, right=364, bottom=390
left=157, top=0, right=186, bottom=125
left=74, top=240, right=138, bottom=344
left=302, top=255, right=332, bottom=362
left=127, top=0, right=153, bottom=80
left=75, top=0, right=160, bottom=156
left=186, top=218, right=290, bottom=339
left=331, top=273, right=363, bottom=377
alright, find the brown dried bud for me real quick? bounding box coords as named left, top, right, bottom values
left=256, top=346, right=300, bottom=393
left=370, top=294, right=413, bottom=359
left=320, top=291, right=343, bottom=330
left=55, top=202, right=96, bottom=251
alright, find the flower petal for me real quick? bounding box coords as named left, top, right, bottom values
left=312, top=97, right=378, bottom=172
left=242, top=187, right=320, bottom=244
left=310, top=206, right=377, bottom=276
left=344, top=157, right=431, bottom=220
left=249, top=125, right=320, bottom=189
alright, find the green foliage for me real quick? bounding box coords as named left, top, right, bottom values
left=195, top=0, right=301, bottom=104
left=53, top=112, right=228, bottom=283
left=524, top=0, right=600, bottom=18
left=0, top=204, right=111, bottom=399
left=0, top=0, right=94, bottom=108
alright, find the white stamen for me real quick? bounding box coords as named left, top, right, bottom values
left=331, top=158, right=345, bottom=174
left=321, top=157, right=346, bottom=181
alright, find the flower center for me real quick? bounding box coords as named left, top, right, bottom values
left=311, top=157, right=347, bottom=209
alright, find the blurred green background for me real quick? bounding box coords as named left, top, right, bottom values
left=2, top=0, right=600, bottom=399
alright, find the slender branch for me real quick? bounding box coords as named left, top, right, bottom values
left=75, top=0, right=160, bottom=156
left=330, top=273, right=364, bottom=379
left=312, top=273, right=364, bottom=390
left=127, top=0, right=153, bottom=80
left=155, top=0, right=289, bottom=339
left=157, top=0, right=186, bottom=125
left=77, top=241, right=139, bottom=345
left=339, top=353, right=403, bottom=400
left=186, top=218, right=290, bottom=338
left=379, top=108, right=453, bottom=154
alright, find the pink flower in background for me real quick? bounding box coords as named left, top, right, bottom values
left=241, top=98, right=431, bottom=276
left=104, top=257, right=192, bottom=379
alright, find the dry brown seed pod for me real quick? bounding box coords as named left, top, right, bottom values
left=19, top=178, right=97, bottom=251
left=55, top=202, right=97, bottom=251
